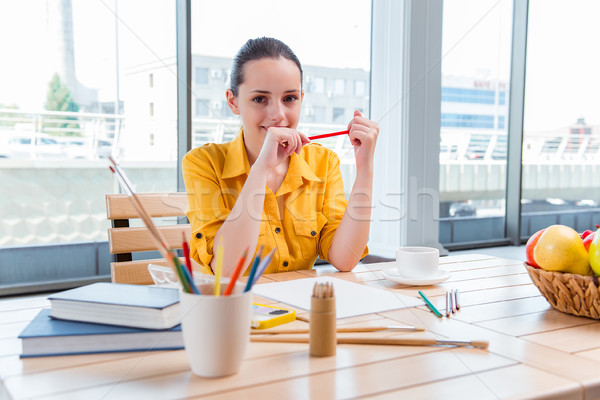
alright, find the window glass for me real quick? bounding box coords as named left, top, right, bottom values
left=313, top=106, right=327, bottom=123
left=333, top=78, right=345, bottom=95
left=354, top=80, right=366, bottom=96
left=521, top=0, right=600, bottom=237
left=333, top=108, right=346, bottom=123
left=195, top=99, right=210, bottom=117
left=195, top=67, right=209, bottom=85
left=439, top=0, right=513, bottom=245
left=191, top=0, right=371, bottom=192
left=0, top=1, right=177, bottom=247
left=313, top=77, right=325, bottom=93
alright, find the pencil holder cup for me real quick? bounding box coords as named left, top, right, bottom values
left=179, top=282, right=252, bottom=378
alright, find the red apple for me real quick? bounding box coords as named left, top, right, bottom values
left=583, top=231, right=595, bottom=252
left=525, top=229, right=545, bottom=268
left=581, top=230, right=593, bottom=239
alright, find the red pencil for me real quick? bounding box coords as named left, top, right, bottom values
left=308, top=129, right=349, bottom=140
left=182, top=232, right=193, bottom=275
left=224, top=247, right=249, bottom=296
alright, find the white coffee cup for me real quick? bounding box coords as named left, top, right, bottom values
left=396, top=246, right=439, bottom=279
left=179, top=282, right=252, bottom=378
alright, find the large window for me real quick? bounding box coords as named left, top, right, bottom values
left=520, top=0, right=600, bottom=236
left=439, top=0, right=513, bottom=246
left=0, top=1, right=176, bottom=292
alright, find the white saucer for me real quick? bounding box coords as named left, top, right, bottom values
left=381, top=268, right=450, bottom=286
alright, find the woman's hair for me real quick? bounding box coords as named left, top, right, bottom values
left=229, top=37, right=303, bottom=96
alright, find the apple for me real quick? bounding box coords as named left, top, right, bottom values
left=581, top=229, right=593, bottom=239
left=583, top=231, right=595, bottom=252
left=533, top=225, right=592, bottom=275
left=525, top=229, right=544, bottom=268
left=589, top=230, right=600, bottom=276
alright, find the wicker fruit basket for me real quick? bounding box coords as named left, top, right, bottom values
left=524, top=263, right=600, bottom=319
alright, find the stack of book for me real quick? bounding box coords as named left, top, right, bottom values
left=19, top=283, right=183, bottom=358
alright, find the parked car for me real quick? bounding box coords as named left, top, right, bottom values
left=449, top=202, right=477, bottom=217
left=0, top=135, right=64, bottom=159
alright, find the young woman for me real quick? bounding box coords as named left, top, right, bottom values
left=183, top=37, right=379, bottom=276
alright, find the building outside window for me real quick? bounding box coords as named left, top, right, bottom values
left=195, top=67, right=209, bottom=85
left=194, top=67, right=208, bottom=85
left=354, top=79, right=366, bottom=96
left=195, top=99, right=210, bottom=117
left=312, top=106, right=326, bottom=123
left=313, top=77, right=325, bottom=93
left=332, top=107, right=345, bottom=123
left=333, top=78, right=345, bottom=95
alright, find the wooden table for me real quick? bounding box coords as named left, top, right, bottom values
left=2, top=254, right=600, bottom=399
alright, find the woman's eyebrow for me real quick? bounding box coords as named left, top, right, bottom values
left=249, top=89, right=300, bottom=94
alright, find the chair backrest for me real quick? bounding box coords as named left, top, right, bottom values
left=106, top=193, right=190, bottom=284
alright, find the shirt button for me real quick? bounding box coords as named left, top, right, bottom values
left=275, top=227, right=281, bottom=233
left=311, top=230, right=317, bottom=236
left=283, top=261, right=289, bottom=267
left=195, top=232, right=203, bottom=239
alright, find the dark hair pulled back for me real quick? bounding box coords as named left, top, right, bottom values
left=229, top=37, right=303, bottom=96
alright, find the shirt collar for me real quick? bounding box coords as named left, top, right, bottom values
left=276, top=151, right=322, bottom=196
left=221, top=130, right=250, bottom=179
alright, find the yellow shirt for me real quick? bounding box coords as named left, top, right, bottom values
left=182, top=131, right=368, bottom=275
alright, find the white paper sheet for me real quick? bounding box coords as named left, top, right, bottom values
left=253, top=277, right=424, bottom=319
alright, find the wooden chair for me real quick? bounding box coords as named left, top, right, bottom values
left=106, top=193, right=190, bottom=284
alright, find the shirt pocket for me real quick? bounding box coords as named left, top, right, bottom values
left=292, top=213, right=328, bottom=260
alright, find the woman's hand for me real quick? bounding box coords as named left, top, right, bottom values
left=347, top=110, right=379, bottom=170
left=255, top=127, right=310, bottom=171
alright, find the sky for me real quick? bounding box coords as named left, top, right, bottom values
left=0, top=0, right=598, bottom=132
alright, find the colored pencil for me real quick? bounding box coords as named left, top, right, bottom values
left=251, top=247, right=277, bottom=286
left=244, top=246, right=263, bottom=292
left=250, top=336, right=489, bottom=349
left=446, top=291, right=451, bottom=317
left=176, top=255, right=200, bottom=294
left=418, top=290, right=443, bottom=318
left=308, top=129, right=349, bottom=140
left=250, top=325, right=424, bottom=335
left=214, top=237, right=224, bottom=296
left=182, top=232, right=193, bottom=276
left=451, top=289, right=457, bottom=313
left=224, top=248, right=249, bottom=296
left=455, top=289, right=461, bottom=310
left=171, top=255, right=192, bottom=294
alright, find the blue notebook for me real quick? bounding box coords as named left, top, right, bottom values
left=19, top=309, right=183, bottom=358
left=48, top=282, right=180, bottom=330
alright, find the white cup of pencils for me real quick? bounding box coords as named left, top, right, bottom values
left=178, top=242, right=276, bottom=377
left=179, top=280, right=252, bottom=378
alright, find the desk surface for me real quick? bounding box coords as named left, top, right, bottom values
left=2, top=254, right=600, bottom=400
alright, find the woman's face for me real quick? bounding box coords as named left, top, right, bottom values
left=227, top=57, right=303, bottom=146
